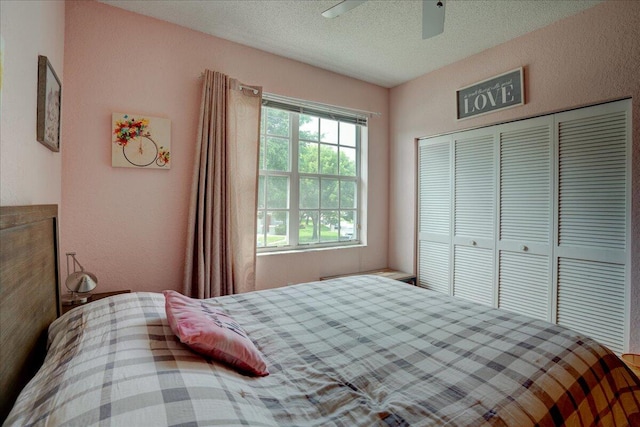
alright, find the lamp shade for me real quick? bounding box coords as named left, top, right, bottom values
left=65, top=271, right=98, bottom=293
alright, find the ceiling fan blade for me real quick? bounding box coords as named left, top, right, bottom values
left=322, top=0, right=367, bottom=19
left=422, top=0, right=445, bottom=39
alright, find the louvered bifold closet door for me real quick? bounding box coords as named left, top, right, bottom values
left=453, top=130, right=495, bottom=307
left=555, top=100, right=630, bottom=355
left=417, top=137, right=452, bottom=294
left=497, top=117, right=553, bottom=321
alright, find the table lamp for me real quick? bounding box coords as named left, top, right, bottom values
left=62, top=252, right=98, bottom=305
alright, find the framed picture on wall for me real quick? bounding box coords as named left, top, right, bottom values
left=112, top=113, right=171, bottom=169
left=456, top=67, right=524, bottom=120
left=36, top=55, right=61, bottom=152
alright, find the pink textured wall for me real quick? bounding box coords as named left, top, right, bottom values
left=0, top=1, right=65, bottom=206
left=388, top=1, right=640, bottom=351
left=61, top=1, right=389, bottom=294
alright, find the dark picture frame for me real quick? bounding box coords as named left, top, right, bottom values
left=36, top=55, right=61, bottom=152
left=456, top=67, right=524, bottom=120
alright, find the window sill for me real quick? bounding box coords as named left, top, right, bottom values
left=257, top=243, right=367, bottom=257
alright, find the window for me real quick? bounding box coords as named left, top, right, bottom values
left=257, top=101, right=364, bottom=251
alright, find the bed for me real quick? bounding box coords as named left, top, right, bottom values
left=2, top=205, right=640, bottom=426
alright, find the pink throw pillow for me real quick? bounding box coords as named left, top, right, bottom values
left=163, top=290, right=268, bottom=376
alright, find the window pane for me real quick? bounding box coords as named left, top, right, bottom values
left=299, top=141, right=318, bottom=173
left=299, top=114, right=319, bottom=141
left=266, top=211, right=289, bottom=247
left=339, top=147, right=357, bottom=176
left=266, top=176, right=289, bottom=209
left=258, top=103, right=361, bottom=252
left=258, top=176, right=265, bottom=209
left=300, top=177, right=319, bottom=209
left=266, top=137, right=290, bottom=171
left=321, top=178, right=338, bottom=208
left=320, top=211, right=339, bottom=242
left=257, top=211, right=265, bottom=247
left=266, top=109, right=289, bottom=137
left=340, top=122, right=356, bottom=147
left=340, top=180, right=356, bottom=208
left=319, top=145, right=338, bottom=175
left=320, top=119, right=338, bottom=144
left=340, top=211, right=356, bottom=241
left=299, top=210, right=319, bottom=244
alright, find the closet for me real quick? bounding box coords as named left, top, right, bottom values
left=417, top=99, right=631, bottom=354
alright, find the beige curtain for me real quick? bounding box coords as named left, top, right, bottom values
left=183, top=70, right=262, bottom=298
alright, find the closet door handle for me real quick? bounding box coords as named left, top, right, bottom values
left=521, top=245, right=528, bottom=252
left=470, top=240, right=477, bottom=246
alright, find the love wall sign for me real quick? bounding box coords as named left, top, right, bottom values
left=457, top=68, right=524, bottom=120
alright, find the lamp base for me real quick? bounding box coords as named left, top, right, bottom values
left=61, top=292, right=91, bottom=306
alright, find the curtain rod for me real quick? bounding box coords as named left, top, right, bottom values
left=197, top=73, right=381, bottom=117
left=198, top=72, right=260, bottom=95
left=239, top=85, right=259, bottom=95
left=263, top=92, right=381, bottom=118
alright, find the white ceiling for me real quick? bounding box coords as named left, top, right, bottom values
left=100, top=0, right=602, bottom=88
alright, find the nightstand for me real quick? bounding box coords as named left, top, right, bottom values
left=621, top=353, right=640, bottom=379
left=320, top=268, right=416, bottom=285
left=61, top=290, right=131, bottom=316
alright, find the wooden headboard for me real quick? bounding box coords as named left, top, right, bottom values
left=0, top=205, right=60, bottom=422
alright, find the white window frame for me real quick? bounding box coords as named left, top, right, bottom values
left=257, top=100, right=366, bottom=253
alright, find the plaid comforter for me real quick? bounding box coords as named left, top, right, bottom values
left=5, top=276, right=640, bottom=426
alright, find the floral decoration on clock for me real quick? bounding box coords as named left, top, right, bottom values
left=112, top=112, right=171, bottom=169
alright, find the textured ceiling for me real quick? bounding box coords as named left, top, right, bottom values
left=100, top=0, right=602, bottom=88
